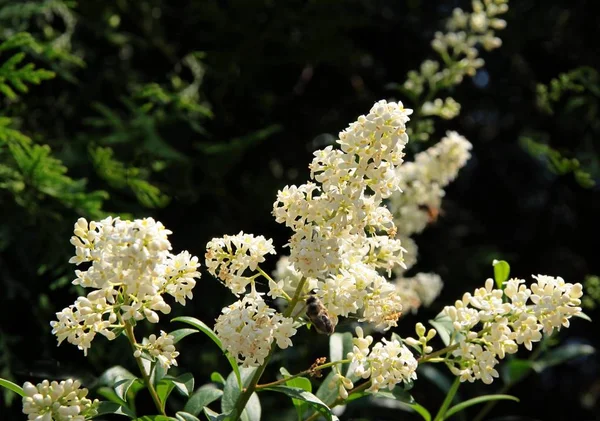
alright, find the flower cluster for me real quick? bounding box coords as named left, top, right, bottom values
left=440, top=275, right=583, bottom=384
left=347, top=327, right=418, bottom=393
left=51, top=217, right=200, bottom=361
left=205, top=232, right=275, bottom=295
left=272, top=100, right=413, bottom=327
left=134, top=331, right=180, bottom=370
left=22, top=379, right=99, bottom=421
left=214, top=291, right=296, bottom=367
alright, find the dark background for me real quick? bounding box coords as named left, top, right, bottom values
left=1, top=1, right=599, bottom=420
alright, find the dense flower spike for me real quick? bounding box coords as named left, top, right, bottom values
left=22, top=379, right=99, bottom=421
left=205, top=232, right=276, bottom=295
left=51, top=217, right=200, bottom=362
left=214, top=291, right=296, bottom=367
left=271, top=100, right=412, bottom=325
left=347, top=327, right=418, bottom=392
left=436, top=276, right=583, bottom=384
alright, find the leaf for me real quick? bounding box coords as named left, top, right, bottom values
left=172, top=316, right=241, bottom=389
left=444, top=394, right=519, bottom=419
left=166, top=373, right=195, bottom=398
left=0, top=378, right=24, bottom=397
left=156, top=378, right=177, bottom=413
left=211, top=372, right=226, bottom=385
left=95, top=401, right=137, bottom=419
left=175, top=412, right=201, bottom=421
left=315, top=371, right=338, bottom=406
left=184, top=384, right=223, bottom=416
left=221, top=367, right=261, bottom=421
left=133, top=416, right=178, bottom=421
left=329, top=332, right=354, bottom=378
left=429, top=313, right=455, bottom=347
left=280, top=367, right=312, bottom=420
left=407, top=402, right=432, bottom=421
left=114, top=378, right=144, bottom=402
left=532, top=343, right=596, bottom=372
left=96, top=387, right=127, bottom=406
left=203, top=407, right=228, bottom=421
left=501, top=358, right=534, bottom=385
left=371, top=387, right=415, bottom=404
left=263, top=385, right=333, bottom=421
left=417, top=365, right=454, bottom=395
left=170, top=328, right=198, bottom=344
left=492, top=260, right=510, bottom=289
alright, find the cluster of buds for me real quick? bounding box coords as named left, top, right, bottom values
left=22, top=379, right=99, bottom=421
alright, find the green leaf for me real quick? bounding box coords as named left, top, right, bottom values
left=96, top=387, right=127, bottom=406
left=371, top=386, right=415, bottom=404
left=532, top=343, right=596, bottom=372
left=315, top=371, right=338, bottom=406
left=203, top=407, right=228, bottom=421
left=95, top=401, right=137, bottom=419
left=329, top=332, right=354, bottom=378
left=114, top=378, right=144, bottom=402
left=133, top=416, right=178, bottom=421
left=407, top=402, right=432, bottom=421
left=175, top=412, right=201, bottom=421
left=429, top=313, right=456, bottom=346
left=170, top=328, right=198, bottom=344
left=184, top=384, right=223, bottom=416
left=492, top=260, right=510, bottom=289
left=221, top=368, right=261, bottom=421
left=417, top=365, right=454, bottom=395
left=263, top=385, right=333, bottom=421
left=0, top=378, right=24, bottom=397
left=444, top=394, right=519, bottom=419
left=156, top=378, right=177, bottom=413
left=280, top=367, right=312, bottom=420
left=211, top=372, right=226, bottom=385
left=172, top=316, right=241, bottom=389
left=165, top=373, right=194, bottom=398
left=501, top=358, right=534, bottom=385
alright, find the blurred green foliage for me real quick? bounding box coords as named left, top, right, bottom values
left=0, top=0, right=599, bottom=419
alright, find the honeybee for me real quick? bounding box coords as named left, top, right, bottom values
left=305, top=295, right=336, bottom=335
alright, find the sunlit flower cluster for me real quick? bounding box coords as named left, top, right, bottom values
left=51, top=217, right=200, bottom=360
left=347, top=327, right=418, bottom=393
left=134, top=331, right=179, bottom=370
left=440, top=275, right=583, bottom=384
left=271, top=100, right=413, bottom=327
left=22, top=379, right=99, bottom=421
left=205, top=232, right=276, bottom=295
left=214, top=291, right=296, bottom=367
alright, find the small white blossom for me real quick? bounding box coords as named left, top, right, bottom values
left=145, top=331, right=179, bottom=369
left=205, top=232, right=276, bottom=295
left=214, top=292, right=296, bottom=367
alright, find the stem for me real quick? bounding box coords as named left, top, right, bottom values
left=471, top=343, right=545, bottom=421
left=228, top=277, right=308, bottom=421
left=433, top=376, right=461, bottom=421
left=256, top=359, right=351, bottom=389
left=123, top=321, right=166, bottom=416
left=257, top=266, right=293, bottom=301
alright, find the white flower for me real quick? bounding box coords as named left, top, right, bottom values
left=146, top=331, right=179, bottom=369
left=205, top=232, right=276, bottom=295
left=22, top=379, right=99, bottom=421
left=52, top=217, right=201, bottom=354
left=214, top=292, right=296, bottom=367
left=442, top=272, right=583, bottom=384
